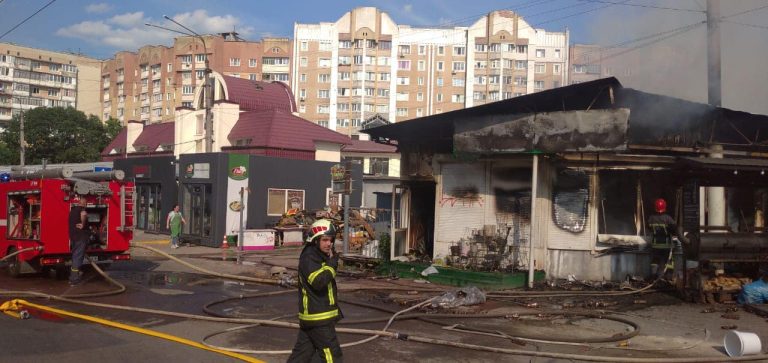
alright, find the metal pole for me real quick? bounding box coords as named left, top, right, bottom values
left=343, top=194, right=350, bottom=254
left=706, top=0, right=722, bottom=107
left=238, top=187, right=245, bottom=264
left=527, top=154, right=539, bottom=288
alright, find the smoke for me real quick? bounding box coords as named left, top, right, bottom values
left=584, top=0, right=768, bottom=115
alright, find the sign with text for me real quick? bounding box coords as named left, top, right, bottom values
left=330, top=163, right=351, bottom=195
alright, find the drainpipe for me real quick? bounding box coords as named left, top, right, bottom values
left=528, top=154, right=539, bottom=288
left=707, top=144, right=726, bottom=230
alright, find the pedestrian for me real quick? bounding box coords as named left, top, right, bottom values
left=166, top=204, right=186, bottom=249
left=287, top=219, right=343, bottom=363
left=68, top=196, right=89, bottom=285
left=647, top=198, right=677, bottom=277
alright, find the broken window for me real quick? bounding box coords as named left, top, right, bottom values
left=552, top=170, right=590, bottom=233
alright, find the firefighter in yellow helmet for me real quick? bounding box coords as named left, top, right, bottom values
left=288, top=219, right=343, bottom=363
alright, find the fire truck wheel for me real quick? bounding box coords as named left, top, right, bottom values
left=6, top=247, right=21, bottom=278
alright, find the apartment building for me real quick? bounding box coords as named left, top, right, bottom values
left=0, top=43, right=101, bottom=125
left=293, top=7, right=568, bottom=137
left=100, top=32, right=291, bottom=124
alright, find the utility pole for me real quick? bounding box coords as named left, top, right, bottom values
left=148, top=17, right=214, bottom=153
left=706, top=0, right=722, bottom=107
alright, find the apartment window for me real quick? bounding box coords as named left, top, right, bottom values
left=376, top=104, right=389, bottom=113
left=365, top=88, right=375, bottom=96
left=319, top=41, right=332, bottom=51
left=475, top=61, right=487, bottom=69
left=368, top=158, right=389, bottom=176
left=554, top=64, right=561, bottom=74
left=338, top=56, right=351, bottom=65
left=514, top=76, right=527, bottom=86
left=317, top=105, right=330, bottom=114
left=515, top=60, right=527, bottom=70
left=300, top=74, right=307, bottom=82
left=167, top=63, right=172, bottom=72
left=300, top=57, right=308, bottom=67
left=196, top=70, right=205, bottom=79
left=379, top=41, right=391, bottom=50
left=489, top=91, right=500, bottom=101
left=299, top=105, right=306, bottom=113
left=436, top=93, right=443, bottom=102
left=534, top=81, right=545, bottom=91
left=264, top=73, right=289, bottom=82
left=453, top=46, right=466, bottom=55
left=182, top=72, right=192, bottom=80
left=182, top=85, right=194, bottom=95
left=396, top=92, right=408, bottom=101
left=555, top=49, right=562, bottom=59
left=517, top=45, right=528, bottom=54
left=299, top=89, right=307, bottom=98
left=503, top=59, right=514, bottom=68
left=452, top=94, right=465, bottom=103
left=535, top=64, right=546, bottom=74
left=267, top=189, right=305, bottom=216
left=378, top=57, right=390, bottom=66
left=398, top=45, right=411, bottom=55
left=351, top=103, right=361, bottom=111
left=436, top=62, right=444, bottom=71
left=489, top=75, right=499, bottom=84
left=396, top=108, right=408, bottom=117
left=418, top=45, right=426, bottom=55
left=249, top=74, right=257, bottom=81
left=474, top=76, right=486, bottom=85
left=417, top=77, right=424, bottom=86
left=180, top=55, right=192, bottom=64
left=196, top=54, right=207, bottom=62
left=166, top=93, right=172, bottom=101
left=318, top=89, right=330, bottom=98
left=417, top=92, right=423, bottom=102
left=338, top=40, right=351, bottom=49
left=318, top=74, right=331, bottom=83
left=488, top=43, right=500, bottom=52
left=396, top=77, right=410, bottom=86
left=503, top=76, right=512, bottom=85
left=300, top=41, right=308, bottom=51
left=318, top=58, right=331, bottom=68
left=452, top=61, right=465, bottom=72
left=152, top=79, right=161, bottom=88
left=416, top=108, right=424, bottom=117
left=490, top=59, right=500, bottom=69
left=416, top=60, right=425, bottom=71
left=249, top=59, right=257, bottom=67
left=436, top=78, right=444, bottom=87
left=47, top=89, right=59, bottom=97
left=263, top=57, right=289, bottom=65
left=535, top=49, right=546, bottom=58
left=475, top=44, right=487, bottom=52
left=574, top=65, right=586, bottom=74
left=437, top=46, right=445, bottom=55
left=452, top=78, right=465, bottom=87
left=337, top=88, right=349, bottom=96
left=317, top=120, right=329, bottom=128
left=378, top=73, right=390, bottom=81
left=338, top=72, right=350, bottom=81
left=337, top=103, right=349, bottom=112
left=507, top=44, right=516, bottom=52
left=398, top=60, right=411, bottom=71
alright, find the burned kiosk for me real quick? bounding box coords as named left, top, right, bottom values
left=365, top=77, right=768, bottom=293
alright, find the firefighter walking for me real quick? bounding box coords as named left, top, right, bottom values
left=287, top=219, right=343, bottom=363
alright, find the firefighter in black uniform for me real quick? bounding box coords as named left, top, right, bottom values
left=648, top=198, right=677, bottom=277
left=287, top=219, right=343, bottom=363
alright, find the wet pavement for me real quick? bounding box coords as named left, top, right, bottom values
left=3, top=232, right=768, bottom=362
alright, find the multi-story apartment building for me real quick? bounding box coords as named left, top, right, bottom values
left=100, top=32, right=291, bottom=124
left=293, top=7, right=568, bottom=137
left=0, top=43, right=101, bottom=125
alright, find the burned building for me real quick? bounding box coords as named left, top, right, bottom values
left=365, top=77, right=768, bottom=297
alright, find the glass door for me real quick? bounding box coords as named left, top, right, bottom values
left=136, top=184, right=162, bottom=232
left=182, top=184, right=212, bottom=239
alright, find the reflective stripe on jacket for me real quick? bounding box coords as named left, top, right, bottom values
left=296, top=243, right=341, bottom=326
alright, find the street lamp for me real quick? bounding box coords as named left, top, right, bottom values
left=145, top=17, right=214, bottom=153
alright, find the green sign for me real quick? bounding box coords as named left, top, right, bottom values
left=228, top=154, right=249, bottom=180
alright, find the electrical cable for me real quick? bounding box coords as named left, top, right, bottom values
left=0, top=0, right=57, bottom=40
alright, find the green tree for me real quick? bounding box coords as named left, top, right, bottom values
left=1, top=107, right=115, bottom=164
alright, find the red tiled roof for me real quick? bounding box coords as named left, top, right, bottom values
left=101, top=127, right=127, bottom=156
left=133, top=122, right=174, bottom=151
left=221, top=76, right=296, bottom=113
left=228, top=109, right=351, bottom=151
left=342, top=138, right=397, bottom=153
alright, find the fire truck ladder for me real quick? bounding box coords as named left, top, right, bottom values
left=118, top=185, right=135, bottom=232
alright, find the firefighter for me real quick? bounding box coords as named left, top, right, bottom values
left=287, top=219, right=343, bottom=363
left=68, top=197, right=89, bottom=285
left=648, top=198, right=677, bottom=277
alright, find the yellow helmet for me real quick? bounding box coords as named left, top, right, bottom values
left=305, top=219, right=336, bottom=243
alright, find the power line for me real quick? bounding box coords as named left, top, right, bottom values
left=575, top=0, right=703, bottom=13
left=0, top=0, right=57, bottom=40
left=721, top=2, right=768, bottom=19
left=723, top=19, right=768, bottom=30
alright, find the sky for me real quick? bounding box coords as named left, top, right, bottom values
left=1, top=0, right=767, bottom=114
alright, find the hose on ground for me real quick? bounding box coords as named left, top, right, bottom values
left=0, top=246, right=41, bottom=262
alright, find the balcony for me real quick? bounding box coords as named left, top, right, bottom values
left=152, top=72, right=161, bottom=80
left=141, top=70, right=149, bottom=78
left=117, top=75, right=124, bottom=82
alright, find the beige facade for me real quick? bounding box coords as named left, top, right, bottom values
left=100, top=33, right=292, bottom=124
left=293, top=7, right=568, bottom=137
left=0, top=43, right=102, bottom=125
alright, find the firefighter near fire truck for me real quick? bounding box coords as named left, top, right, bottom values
left=288, top=218, right=343, bottom=363
left=0, top=167, right=133, bottom=278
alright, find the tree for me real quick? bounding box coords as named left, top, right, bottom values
left=1, top=107, right=115, bottom=164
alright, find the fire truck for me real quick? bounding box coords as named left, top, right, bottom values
left=0, top=167, right=133, bottom=277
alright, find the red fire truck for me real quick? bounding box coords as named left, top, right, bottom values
left=0, top=168, right=133, bottom=277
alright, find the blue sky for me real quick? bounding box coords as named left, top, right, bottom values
left=0, top=0, right=709, bottom=58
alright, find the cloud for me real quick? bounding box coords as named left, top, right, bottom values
left=109, top=12, right=145, bottom=27
left=55, top=9, right=254, bottom=51
left=85, top=3, right=112, bottom=14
